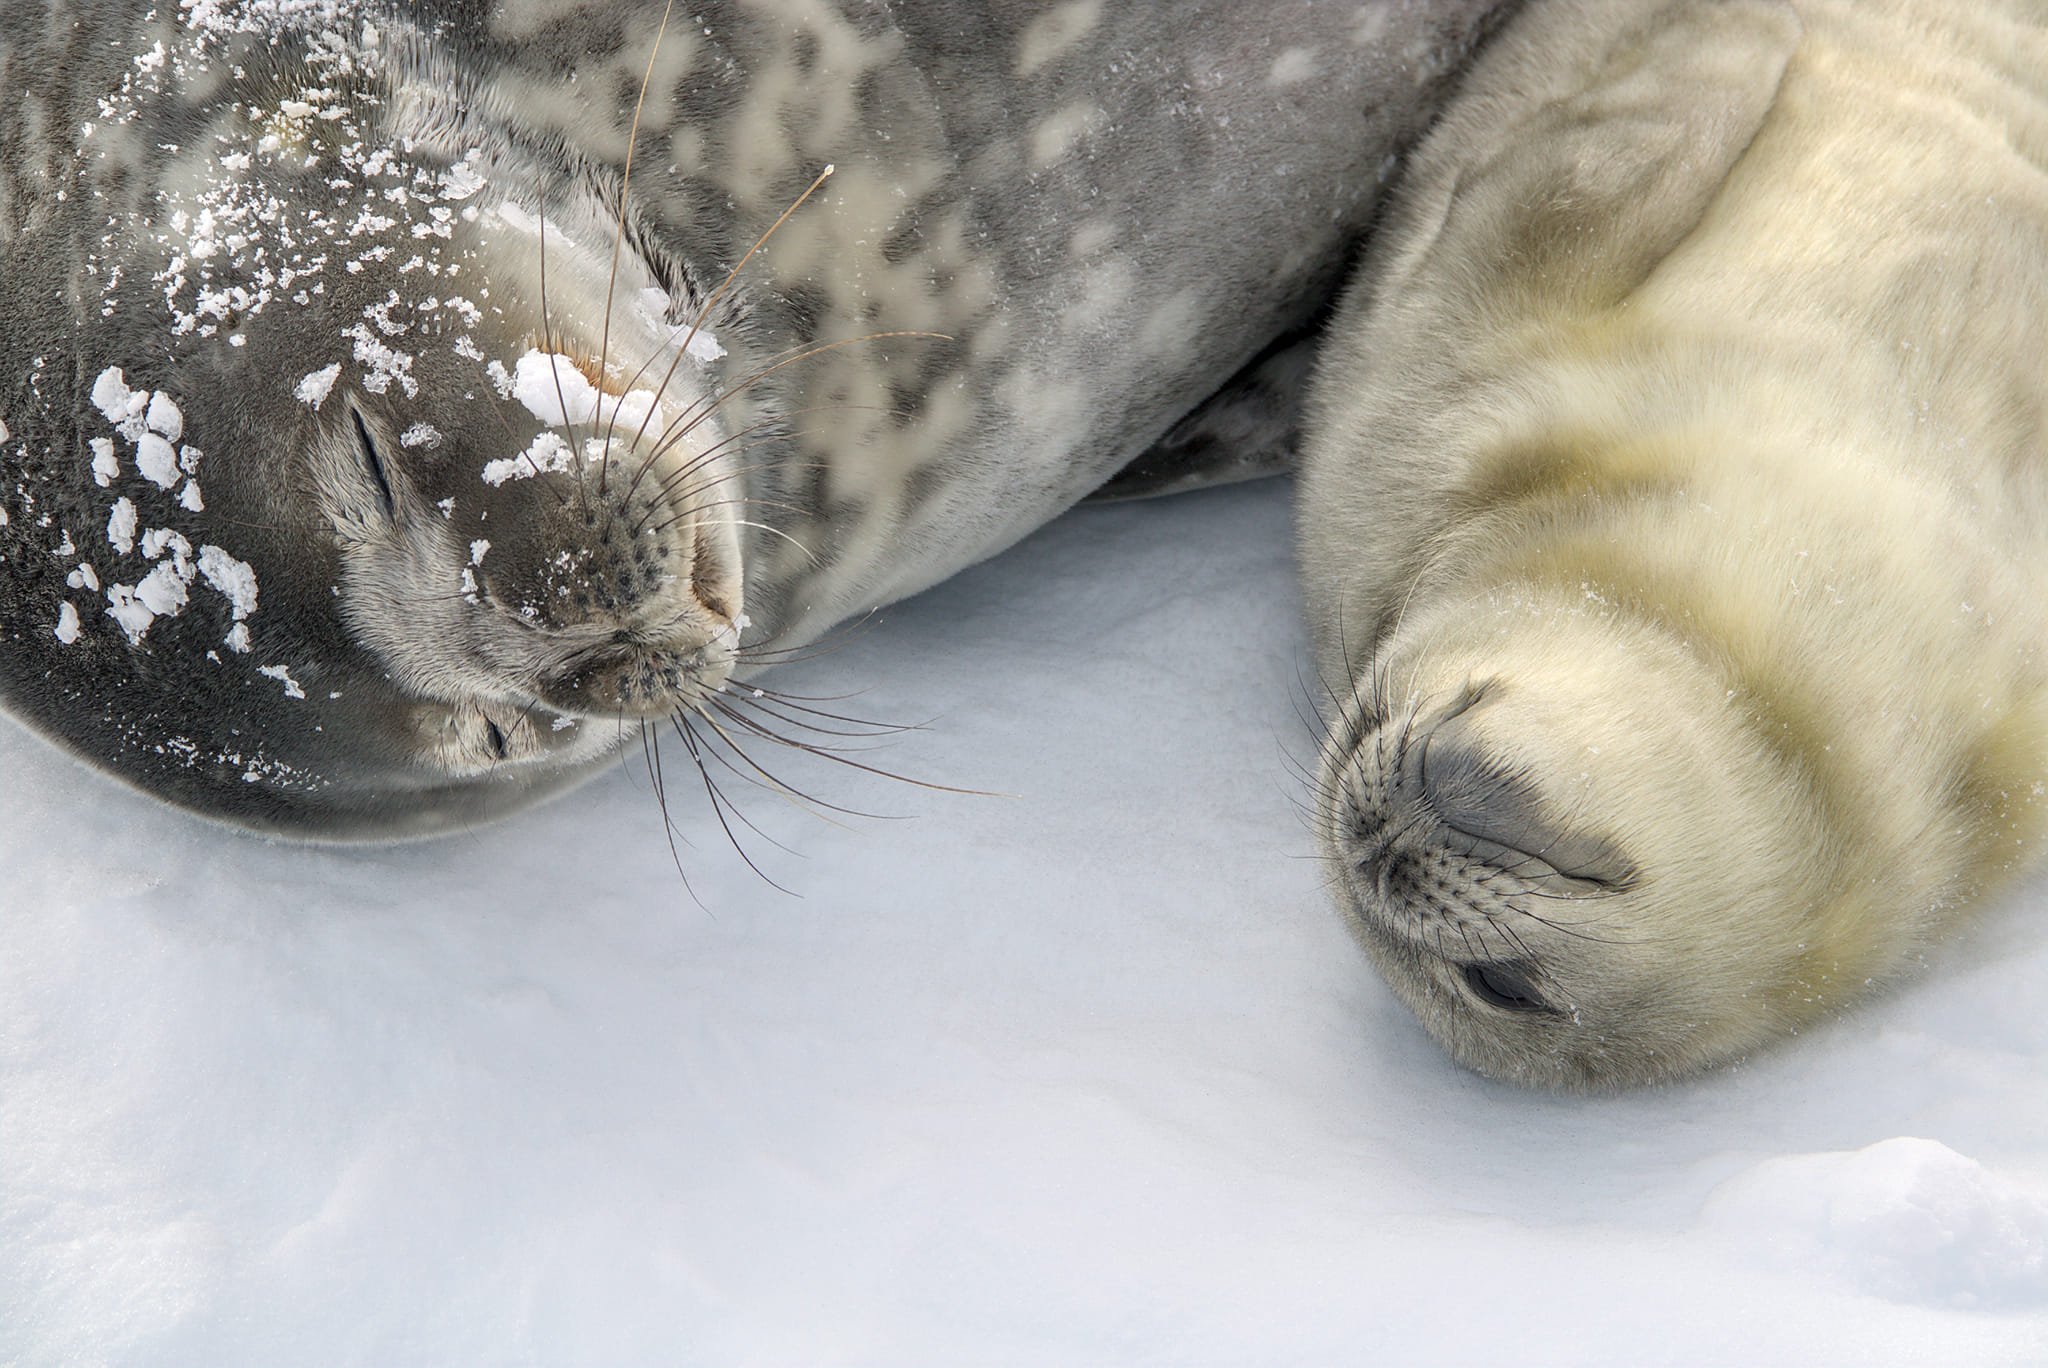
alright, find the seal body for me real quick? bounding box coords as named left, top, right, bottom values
left=1300, top=0, right=2048, bottom=1087
left=0, top=0, right=1505, bottom=835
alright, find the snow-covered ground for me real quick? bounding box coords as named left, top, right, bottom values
left=3, top=479, right=2044, bottom=1366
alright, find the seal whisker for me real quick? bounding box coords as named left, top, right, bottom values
left=640, top=720, right=710, bottom=907
left=532, top=186, right=593, bottom=517
left=718, top=688, right=926, bottom=739
left=627, top=164, right=842, bottom=455
left=633, top=404, right=896, bottom=507
left=670, top=716, right=806, bottom=893
left=685, top=706, right=891, bottom=826
left=701, top=700, right=920, bottom=814
left=593, top=0, right=675, bottom=495
left=642, top=330, right=951, bottom=471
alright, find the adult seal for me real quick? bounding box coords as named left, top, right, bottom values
left=1300, top=0, right=2048, bottom=1088
left=0, top=0, right=1505, bottom=836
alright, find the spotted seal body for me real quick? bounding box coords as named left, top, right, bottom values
left=1300, top=0, right=2048, bottom=1087
left=0, top=0, right=1504, bottom=835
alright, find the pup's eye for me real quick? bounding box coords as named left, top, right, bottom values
left=351, top=408, right=397, bottom=516
left=1462, top=962, right=1550, bottom=1013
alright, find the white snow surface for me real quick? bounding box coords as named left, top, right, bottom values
left=2, top=481, right=2044, bottom=1365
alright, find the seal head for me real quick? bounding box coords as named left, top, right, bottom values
left=1301, top=0, right=2048, bottom=1087
left=0, top=13, right=745, bottom=835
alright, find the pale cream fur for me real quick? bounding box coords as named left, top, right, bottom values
left=1300, top=0, right=2048, bottom=1088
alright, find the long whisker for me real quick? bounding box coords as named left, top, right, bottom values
left=597, top=0, right=674, bottom=494
left=533, top=187, right=590, bottom=516
left=672, top=716, right=801, bottom=894
left=630, top=163, right=841, bottom=453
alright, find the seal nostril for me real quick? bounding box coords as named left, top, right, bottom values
left=1414, top=721, right=1634, bottom=887
left=483, top=718, right=508, bottom=759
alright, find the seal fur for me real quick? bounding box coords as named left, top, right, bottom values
left=0, top=0, right=1506, bottom=836
left=1299, top=0, right=2048, bottom=1087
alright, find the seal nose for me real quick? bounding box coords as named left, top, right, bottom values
left=1402, top=692, right=1634, bottom=886
left=541, top=626, right=734, bottom=716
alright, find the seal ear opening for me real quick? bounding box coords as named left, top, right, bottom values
left=1379, top=0, right=1803, bottom=318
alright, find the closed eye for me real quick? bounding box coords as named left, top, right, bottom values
left=351, top=407, right=397, bottom=517
left=1462, top=961, right=1552, bottom=1014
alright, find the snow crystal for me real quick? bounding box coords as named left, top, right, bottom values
left=106, top=498, right=138, bottom=554
left=438, top=153, right=488, bottom=202
left=503, top=348, right=672, bottom=442
left=180, top=481, right=206, bottom=512
left=53, top=602, right=80, bottom=645
left=258, top=664, right=306, bottom=699
left=91, top=367, right=149, bottom=438
left=198, top=545, right=259, bottom=620
left=635, top=287, right=727, bottom=365
left=145, top=391, right=184, bottom=441
left=295, top=363, right=342, bottom=409
left=400, top=423, right=442, bottom=449
left=135, top=561, right=191, bottom=617
left=90, top=438, right=119, bottom=487
left=140, top=527, right=194, bottom=572
left=511, top=350, right=603, bottom=427
left=482, top=430, right=577, bottom=487
left=224, top=622, right=251, bottom=654
left=103, top=584, right=155, bottom=642
left=348, top=323, right=416, bottom=397
left=136, top=433, right=181, bottom=489
left=469, top=539, right=490, bottom=566
left=90, top=367, right=134, bottom=423
left=66, top=564, right=100, bottom=592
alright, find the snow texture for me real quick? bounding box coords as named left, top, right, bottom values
left=294, top=364, right=341, bottom=409
left=2, top=481, right=2045, bottom=1365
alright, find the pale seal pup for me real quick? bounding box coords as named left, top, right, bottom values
left=1299, top=0, right=2048, bottom=1087
left=0, top=0, right=1506, bottom=835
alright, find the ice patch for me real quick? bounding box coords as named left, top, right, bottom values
left=295, top=363, right=342, bottom=408
left=103, top=584, right=155, bottom=643
left=90, top=438, right=119, bottom=487
left=258, top=664, right=307, bottom=700
left=510, top=350, right=601, bottom=427
left=634, top=287, right=726, bottom=365
left=438, top=152, right=487, bottom=202
left=135, top=560, right=191, bottom=616
left=107, top=498, right=138, bottom=554
left=482, top=430, right=577, bottom=487
left=53, top=601, right=81, bottom=645
left=1701, top=1137, right=2048, bottom=1309
left=145, top=391, right=184, bottom=441
left=91, top=367, right=150, bottom=439
left=469, top=539, right=490, bottom=566
left=136, top=433, right=181, bottom=489
left=198, top=544, right=259, bottom=621
left=508, top=349, right=671, bottom=434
